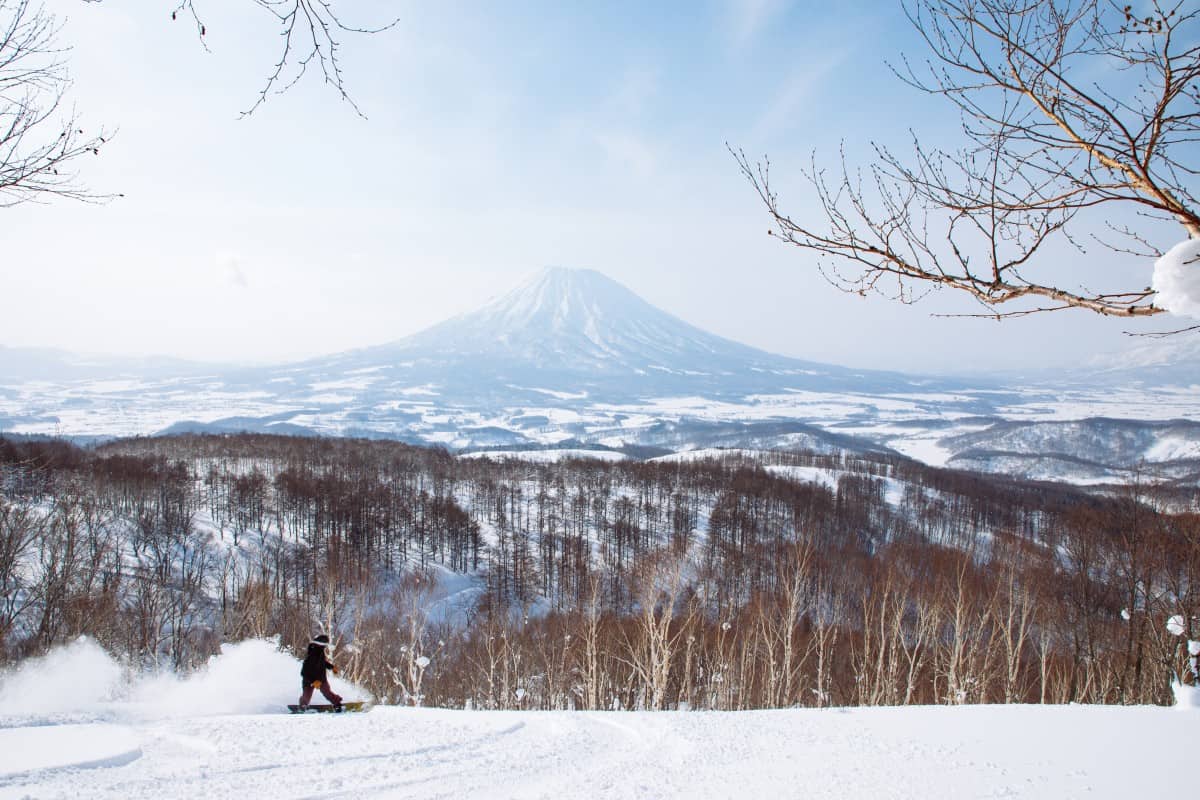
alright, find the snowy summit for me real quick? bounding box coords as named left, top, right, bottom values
left=347, top=266, right=831, bottom=379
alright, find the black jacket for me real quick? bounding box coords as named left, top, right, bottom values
left=301, top=643, right=335, bottom=685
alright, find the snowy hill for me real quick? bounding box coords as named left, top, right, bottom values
left=945, top=418, right=1200, bottom=483
left=5, top=706, right=1194, bottom=799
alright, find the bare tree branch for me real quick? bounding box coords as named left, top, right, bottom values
left=0, top=0, right=398, bottom=209
left=176, top=0, right=400, bottom=118
left=0, top=0, right=112, bottom=206
left=735, top=0, right=1200, bottom=321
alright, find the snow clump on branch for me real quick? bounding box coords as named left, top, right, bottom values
left=1152, top=239, right=1200, bottom=318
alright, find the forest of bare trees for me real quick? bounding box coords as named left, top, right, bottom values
left=1, top=432, right=1197, bottom=710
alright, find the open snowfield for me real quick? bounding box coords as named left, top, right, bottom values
left=0, top=639, right=1192, bottom=800
left=3, top=703, right=1193, bottom=800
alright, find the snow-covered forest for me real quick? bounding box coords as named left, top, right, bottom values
left=3, top=432, right=1197, bottom=710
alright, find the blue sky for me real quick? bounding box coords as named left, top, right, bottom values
left=2, top=0, right=1178, bottom=373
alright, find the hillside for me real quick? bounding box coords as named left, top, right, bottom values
left=3, top=432, right=1197, bottom=714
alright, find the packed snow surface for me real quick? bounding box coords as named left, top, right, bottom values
left=0, top=641, right=1192, bottom=799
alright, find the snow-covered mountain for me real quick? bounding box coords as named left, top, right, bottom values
left=395, top=267, right=747, bottom=374
left=2, top=266, right=1200, bottom=484
left=291, top=267, right=953, bottom=402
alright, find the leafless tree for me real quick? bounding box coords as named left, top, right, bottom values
left=6, top=431, right=1197, bottom=708
left=0, top=0, right=109, bottom=206
left=753, top=538, right=815, bottom=707
left=174, top=0, right=399, bottom=117
left=0, top=498, right=42, bottom=653
left=380, top=570, right=443, bottom=706
left=619, top=548, right=697, bottom=710
left=0, top=0, right=395, bottom=209
left=573, top=569, right=609, bottom=710
left=736, top=0, right=1200, bottom=322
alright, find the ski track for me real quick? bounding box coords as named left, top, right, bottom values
left=0, top=705, right=1191, bottom=799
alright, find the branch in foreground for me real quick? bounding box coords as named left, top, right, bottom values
left=731, top=146, right=1165, bottom=319
left=175, top=0, right=400, bottom=117
left=734, top=1, right=1200, bottom=325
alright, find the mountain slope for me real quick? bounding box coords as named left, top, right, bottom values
left=943, top=418, right=1200, bottom=483
left=396, top=267, right=794, bottom=374
left=294, top=267, right=964, bottom=402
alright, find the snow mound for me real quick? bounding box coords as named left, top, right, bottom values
left=1152, top=238, right=1200, bottom=318
left=1172, top=680, right=1200, bottom=709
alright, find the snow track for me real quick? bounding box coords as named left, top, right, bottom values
left=0, top=724, right=141, bottom=782
left=0, top=705, right=1190, bottom=799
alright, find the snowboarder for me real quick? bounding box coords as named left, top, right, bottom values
left=298, top=634, right=343, bottom=710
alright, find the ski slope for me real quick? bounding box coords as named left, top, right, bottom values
left=0, top=639, right=1192, bottom=799
left=1, top=704, right=1192, bottom=799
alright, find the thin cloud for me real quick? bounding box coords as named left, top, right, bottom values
left=746, top=51, right=847, bottom=147
left=611, top=67, right=659, bottom=118
left=594, top=130, right=656, bottom=177
left=726, top=0, right=788, bottom=50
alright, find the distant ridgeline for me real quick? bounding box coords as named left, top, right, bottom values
left=0, top=432, right=1196, bottom=709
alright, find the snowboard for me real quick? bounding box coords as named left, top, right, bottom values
left=287, top=701, right=368, bottom=714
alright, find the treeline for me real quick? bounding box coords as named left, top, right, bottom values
left=0, top=432, right=1197, bottom=710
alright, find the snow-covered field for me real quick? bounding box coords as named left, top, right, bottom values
left=0, top=639, right=1192, bottom=799
left=459, top=448, right=628, bottom=463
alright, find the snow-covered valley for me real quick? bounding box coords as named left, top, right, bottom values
left=3, top=268, right=1200, bottom=486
